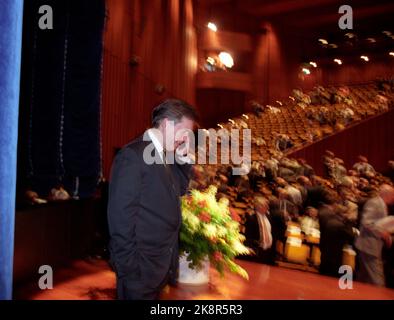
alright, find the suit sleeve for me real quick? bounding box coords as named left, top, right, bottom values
left=175, top=163, right=192, bottom=196
left=107, top=147, right=141, bottom=274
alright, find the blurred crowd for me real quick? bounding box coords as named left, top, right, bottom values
left=189, top=150, right=394, bottom=287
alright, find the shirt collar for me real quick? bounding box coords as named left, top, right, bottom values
left=146, top=128, right=164, bottom=160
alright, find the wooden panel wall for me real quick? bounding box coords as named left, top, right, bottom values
left=288, top=108, right=394, bottom=176
left=101, top=0, right=197, bottom=178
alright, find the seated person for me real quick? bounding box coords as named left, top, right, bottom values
left=299, top=206, right=320, bottom=236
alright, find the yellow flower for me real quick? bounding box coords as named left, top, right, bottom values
left=202, top=224, right=217, bottom=238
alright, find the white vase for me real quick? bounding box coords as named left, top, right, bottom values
left=178, top=253, right=210, bottom=285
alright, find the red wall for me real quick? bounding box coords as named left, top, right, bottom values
left=102, top=0, right=197, bottom=177
left=288, top=108, right=394, bottom=176
left=322, top=59, right=394, bottom=86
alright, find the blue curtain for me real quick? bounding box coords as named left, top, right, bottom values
left=0, top=1, right=24, bottom=300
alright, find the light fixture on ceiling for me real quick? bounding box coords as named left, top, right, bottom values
left=228, top=119, right=235, bottom=125
left=309, top=61, right=317, bottom=68
left=360, top=55, right=369, bottom=62
left=242, top=114, right=249, bottom=120
left=318, top=38, right=328, bottom=45
left=207, top=22, right=217, bottom=32
left=289, top=96, right=295, bottom=101
left=219, top=52, right=234, bottom=68
left=302, top=68, right=311, bottom=75
left=389, top=52, right=394, bottom=57
left=334, top=58, right=342, bottom=65
left=366, top=38, right=376, bottom=43
left=217, top=124, right=224, bottom=129
left=345, top=33, right=356, bottom=38
left=276, top=100, right=283, bottom=106
left=329, top=43, right=338, bottom=48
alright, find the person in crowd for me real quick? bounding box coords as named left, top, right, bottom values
left=299, top=206, right=319, bottom=236
left=244, top=195, right=274, bottom=264
left=353, top=156, right=376, bottom=179
left=355, top=184, right=394, bottom=286
left=318, top=191, right=357, bottom=277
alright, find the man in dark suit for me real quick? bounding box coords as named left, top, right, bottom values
left=107, top=99, right=197, bottom=300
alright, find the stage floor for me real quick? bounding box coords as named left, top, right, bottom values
left=14, top=258, right=394, bottom=300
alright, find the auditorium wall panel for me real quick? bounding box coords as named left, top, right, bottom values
left=322, top=60, right=394, bottom=86
left=288, top=108, right=394, bottom=176
left=102, top=0, right=197, bottom=178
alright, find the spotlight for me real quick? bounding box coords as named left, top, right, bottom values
left=334, top=59, right=342, bottom=65
left=345, top=33, right=355, bottom=38
left=318, top=38, right=328, bottom=45
left=217, top=124, right=224, bottom=129
left=242, top=114, right=249, bottom=120
left=302, top=68, right=311, bottom=75
left=366, top=38, right=376, bottom=43
left=360, top=55, right=369, bottom=62
left=289, top=96, right=295, bottom=101
left=389, top=52, right=394, bottom=57
left=207, top=22, right=217, bottom=32
left=219, top=52, right=234, bottom=68
left=309, top=61, right=317, bottom=68
left=228, top=119, right=235, bottom=125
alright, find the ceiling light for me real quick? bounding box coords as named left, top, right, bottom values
left=217, top=124, right=223, bottom=129
left=360, top=55, right=369, bottom=62
left=302, top=68, right=311, bottom=75
left=329, top=43, right=338, bottom=48
left=276, top=101, right=283, bottom=106
left=389, top=52, right=394, bottom=57
left=219, top=52, right=234, bottom=68
left=334, top=59, right=342, bottom=65
left=207, top=22, right=217, bottom=32
left=345, top=33, right=355, bottom=38
left=366, top=38, right=376, bottom=43
left=242, top=114, right=249, bottom=120
left=309, top=61, right=317, bottom=68
left=318, top=39, right=328, bottom=45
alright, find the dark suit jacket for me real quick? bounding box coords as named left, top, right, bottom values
left=319, top=205, right=354, bottom=276
left=107, top=135, right=191, bottom=290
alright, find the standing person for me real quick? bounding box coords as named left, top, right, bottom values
left=107, top=99, right=197, bottom=299
left=355, top=184, right=394, bottom=286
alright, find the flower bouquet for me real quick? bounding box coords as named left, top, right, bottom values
left=180, top=185, right=250, bottom=280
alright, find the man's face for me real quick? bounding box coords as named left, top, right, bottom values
left=161, top=116, right=195, bottom=152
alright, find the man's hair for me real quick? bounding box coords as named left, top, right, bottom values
left=151, top=99, right=198, bottom=128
